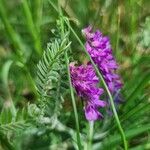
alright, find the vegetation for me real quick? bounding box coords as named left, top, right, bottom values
left=0, top=0, right=149, bottom=149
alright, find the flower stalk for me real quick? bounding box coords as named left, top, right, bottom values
left=88, top=121, right=94, bottom=150
left=58, top=5, right=82, bottom=150
left=64, top=19, right=128, bottom=150
left=48, top=1, right=127, bottom=149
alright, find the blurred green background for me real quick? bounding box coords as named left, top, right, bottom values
left=0, top=0, right=150, bottom=150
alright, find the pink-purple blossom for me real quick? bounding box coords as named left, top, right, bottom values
left=82, top=26, right=123, bottom=94
left=70, top=63, right=106, bottom=121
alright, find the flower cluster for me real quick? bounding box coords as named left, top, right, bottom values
left=82, top=26, right=122, bottom=94
left=70, top=63, right=106, bottom=121
left=70, top=26, right=123, bottom=121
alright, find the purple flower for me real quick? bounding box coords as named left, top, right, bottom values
left=70, top=63, right=106, bottom=121
left=82, top=26, right=123, bottom=94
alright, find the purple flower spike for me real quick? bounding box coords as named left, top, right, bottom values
left=70, top=63, right=106, bottom=121
left=82, top=26, right=123, bottom=94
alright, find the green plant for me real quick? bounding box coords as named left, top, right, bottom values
left=0, top=0, right=149, bottom=150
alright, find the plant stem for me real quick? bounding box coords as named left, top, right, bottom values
left=0, top=0, right=26, bottom=57
left=24, top=66, right=39, bottom=100
left=33, top=0, right=43, bottom=32
left=65, top=52, right=82, bottom=150
left=48, top=1, right=127, bottom=149
left=2, top=60, right=16, bottom=117
left=58, top=4, right=82, bottom=150
left=21, top=0, right=42, bottom=56
left=64, top=19, right=128, bottom=150
left=88, top=121, right=94, bottom=150
left=115, top=1, right=121, bottom=59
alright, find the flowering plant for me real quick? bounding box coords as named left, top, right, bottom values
left=70, top=63, right=106, bottom=121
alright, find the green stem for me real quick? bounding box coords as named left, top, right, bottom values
left=24, top=66, right=39, bottom=100
left=21, top=0, right=42, bottom=56
left=33, top=0, right=43, bottom=32
left=115, top=2, right=121, bottom=59
left=64, top=19, right=128, bottom=150
left=2, top=60, right=16, bottom=117
left=65, top=52, right=82, bottom=150
left=48, top=1, right=127, bottom=149
left=88, top=121, right=94, bottom=150
left=0, top=0, right=26, bottom=58
left=58, top=4, right=82, bottom=149
left=129, top=0, right=136, bottom=53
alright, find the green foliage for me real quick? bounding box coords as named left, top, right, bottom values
left=0, top=0, right=149, bottom=149
left=37, top=34, right=70, bottom=97
left=139, top=17, right=150, bottom=48
left=0, top=107, right=29, bottom=132
left=36, top=31, right=71, bottom=118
